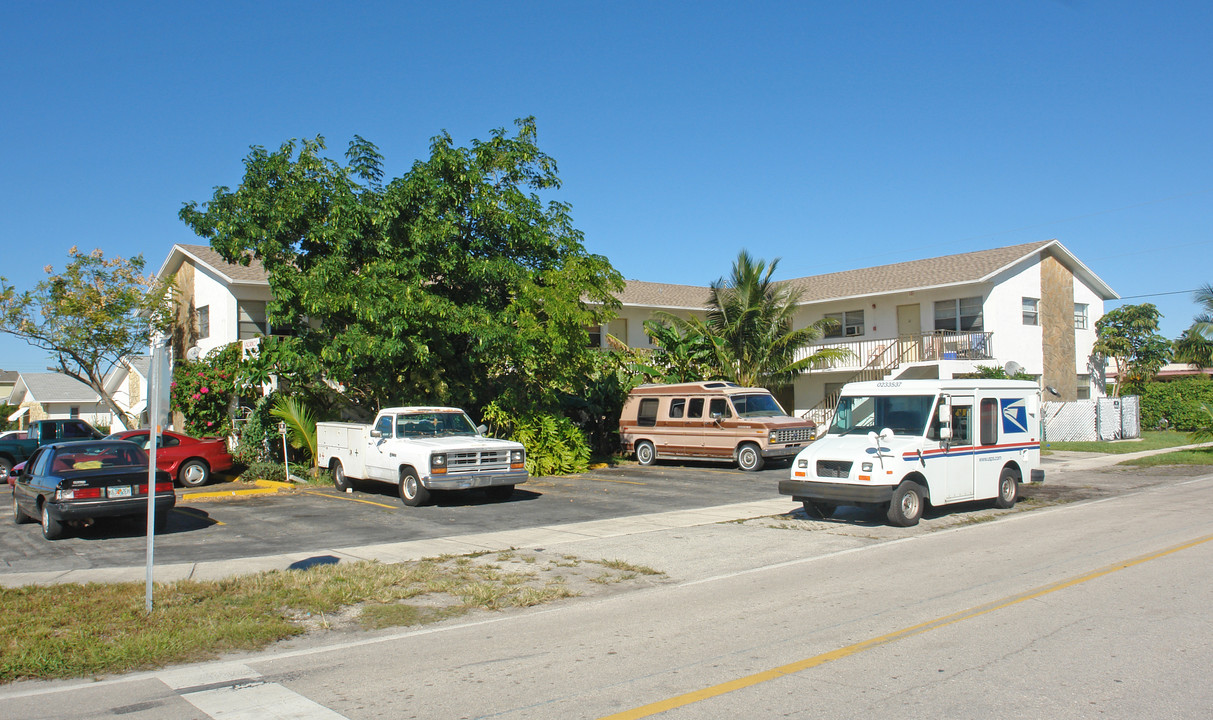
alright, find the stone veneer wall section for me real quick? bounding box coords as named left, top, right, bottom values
left=1041, top=254, right=1076, bottom=401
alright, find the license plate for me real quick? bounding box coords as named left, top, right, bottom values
left=107, top=486, right=132, bottom=498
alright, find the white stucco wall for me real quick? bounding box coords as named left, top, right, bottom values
left=191, top=265, right=274, bottom=358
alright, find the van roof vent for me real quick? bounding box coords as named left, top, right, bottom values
left=703, top=382, right=738, bottom=388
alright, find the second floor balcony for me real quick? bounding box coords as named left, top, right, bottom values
left=796, top=330, right=996, bottom=373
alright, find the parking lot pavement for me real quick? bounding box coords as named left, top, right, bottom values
left=0, top=461, right=791, bottom=584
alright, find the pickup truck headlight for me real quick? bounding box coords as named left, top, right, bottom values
left=510, top=449, right=525, bottom=469
left=431, top=453, right=447, bottom=475
left=797, top=458, right=808, bottom=468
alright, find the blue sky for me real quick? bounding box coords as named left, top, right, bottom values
left=2, top=1, right=1210, bottom=373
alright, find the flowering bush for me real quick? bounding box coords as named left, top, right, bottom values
left=172, top=344, right=242, bottom=437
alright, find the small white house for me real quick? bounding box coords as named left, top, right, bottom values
left=6, top=373, right=115, bottom=430
left=103, top=355, right=152, bottom=429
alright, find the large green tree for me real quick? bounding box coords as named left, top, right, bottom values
left=1092, top=303, right=1172, bottom=396
left=661, top=250, right=848, bottom=388
left=0, top=248, right=172, bottom=429
left=180, top=119, right=622, bottom=416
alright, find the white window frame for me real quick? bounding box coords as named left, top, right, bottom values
left=824, top=310, right=865, bottom=338
left=1022, top=297, right=1040, bottom=326
left=1074, top=303, right=1088, bottom=330
left=197, top=305, right=210, bottom=340
left=934, top=297, right=983, bottom=332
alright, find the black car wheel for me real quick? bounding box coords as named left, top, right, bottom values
left=12, top=493, right=32, bottom=524
left=41, top=503, right=66, bottom=540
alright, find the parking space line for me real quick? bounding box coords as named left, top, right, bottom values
left=589, top=478, right=646, bottom=486
left=302, top=490, right=399, bottom=509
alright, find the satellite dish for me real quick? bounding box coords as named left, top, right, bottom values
left=1004, top=361, right=1022, bottom=378
left=185, top=346, right=202, bottom=362
left=1046, top=385, right=1061, bottom=397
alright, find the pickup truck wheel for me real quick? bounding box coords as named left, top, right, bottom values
left=736, top=443, right=764, bottom=472
left=484, top=485, right=514, bottom=501
left=886, top=481, right=923, bottom=527
left=13, top=493, right=32, bottom=524
left=802, top=500, right=835, bottom=519
left=399, top=468, right=431, bottom=507
left=41, top=503, right=66, bottom=540
left=178, top=459, right=211, bottom=488
left=331, top=460, right=352, bottom=492
left=994, top=467, right=1019, bottom=509
left=635, top=441, right=657, bottom=466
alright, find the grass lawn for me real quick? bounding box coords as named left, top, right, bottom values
left=1044, top=430, right=1197, bottom=454
left=1119, top=447, right=1213, bottom=467
left=0, top=552, right=661, bottom=684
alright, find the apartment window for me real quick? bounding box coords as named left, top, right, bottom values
left=934, top=297, right=983, bottom=332
left=586, top=324, right=603, bottom=348
left=1074, top=304, right=1089, bottom=330
left=1077, top=374, right=1091, bottom=400
left=238, top=301, right=268, bottom=340
left=824, top=310, right=865, bottom=338
left=1022, top=297, right=1039, bottom=326
left=197, top=305, right=210, bottom=340
left=69, top=406, right=80, bottom=419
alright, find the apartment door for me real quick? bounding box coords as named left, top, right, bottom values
left=897, top=304, right=921, bottom=362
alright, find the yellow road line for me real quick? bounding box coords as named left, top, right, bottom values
left=599, top=533, right=1213, bottom=720
left=303, top=490, right=399, bottom=509
left=171, top=507, right=225, bottom=526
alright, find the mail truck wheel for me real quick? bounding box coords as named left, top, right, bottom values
left=635, top=441, right=657, bottom=466
left=178, top=459, right=211, bottom=488
left=400, top=467, right=430, bottom=507
left=331, top=460, right=352, bottom=491
left=736, top=443, right=764, bottom=472
left=886, top=481, right=923, bottom=527
left=994, top=467, right=1019, bottom=509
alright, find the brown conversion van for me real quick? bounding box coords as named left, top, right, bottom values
left=619, top=382, right=818, bottom=471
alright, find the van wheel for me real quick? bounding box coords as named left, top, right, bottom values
left=736, top=443, right=764, bottom=472
left=331, top=460, right=352, bottom=492
left=635, top=441, right=657, bottom=466
left=400, top=467, right=431, bottom=507
left=802, top=500, right=835, bottom=519
left=994, top=467, right=1019, bottom=509
left=886, top=481, right=923, bottom=527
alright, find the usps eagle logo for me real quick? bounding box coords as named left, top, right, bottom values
left=1001, top=398, right=1028, bottom=434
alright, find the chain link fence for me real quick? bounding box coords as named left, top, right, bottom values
left=1042, top=396, right=1140, bottom=442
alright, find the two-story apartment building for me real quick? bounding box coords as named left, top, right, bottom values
left=156, top=239, right=1117, bottom=418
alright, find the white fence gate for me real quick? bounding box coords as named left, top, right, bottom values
left=1042, top=396, right=1140, bottom=442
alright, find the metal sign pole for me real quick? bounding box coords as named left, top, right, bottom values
left=145, top=341, right=169, bottom=613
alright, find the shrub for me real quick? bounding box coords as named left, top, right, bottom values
left=233, top=392, right=282, bottom=464
left=1140, top=377, right=1213, bottom=431
left=172, top=343, right=242, bottom=437
left=481, top=402, right=591, bottom=476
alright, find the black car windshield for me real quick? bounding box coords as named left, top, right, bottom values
left=731, top=393, right=788, bottom=418
left=828, top=395, right=935, bottom=436
left=396, top=412, right=478, bottom=438
left=50, top=443, right=148, bottom=473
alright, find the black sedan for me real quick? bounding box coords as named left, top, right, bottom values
left=11, top=440, right=175, bottom=540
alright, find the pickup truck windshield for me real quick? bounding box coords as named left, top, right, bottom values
left=828, top=395, right=935, bottom=436
left=395, top=412, right=478, bottom=439
left=731, top=393, right=787, bottom=417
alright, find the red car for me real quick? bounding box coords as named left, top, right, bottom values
left=105, top=430, right=234, bottom=488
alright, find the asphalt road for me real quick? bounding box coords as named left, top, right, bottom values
left=1, top=460, right=791, bottom=574
left=2, top=463, right=1210, bottom=719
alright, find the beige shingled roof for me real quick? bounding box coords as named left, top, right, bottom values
left=173, top=244, right=269, bottom=285
left=618, top=240, right=1078, bottom=308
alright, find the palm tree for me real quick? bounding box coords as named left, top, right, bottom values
left=661, top=250, right=850, bottom=388
left=1174, top=283, right=1213, bottom=368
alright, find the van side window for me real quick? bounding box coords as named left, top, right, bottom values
left=687, top=398, right=704, bottom=418
left=980, top=399, right=998, bottom=446
left=638, top=399, right=659, bottom=427
left=709, top=398, right=731, bottom=418
left=669, top=399, right=686, bottom=419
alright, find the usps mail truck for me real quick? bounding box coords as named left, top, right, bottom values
left=779, top=379, right=1044, bottom=527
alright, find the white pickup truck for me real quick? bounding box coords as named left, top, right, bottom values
left=316, top=406, right=527, bottom=506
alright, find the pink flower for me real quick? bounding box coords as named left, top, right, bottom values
left=198, top=372, right=204, bottom=377
left=207, top=421, right=214, bottom=426
left=192, top=393, right=201, bottom=400
left=201, top=387, right=209, bottom=393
